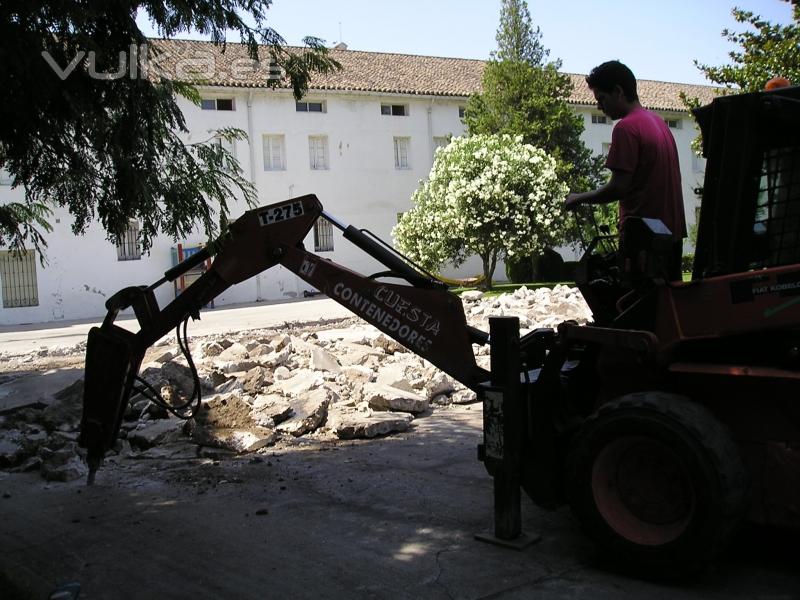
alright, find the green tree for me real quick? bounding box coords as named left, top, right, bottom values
left=466, top=61, right=604, bottom=194
left=493, top=0, right=547, bottom=65
left=695, top=2, right=800, bottom=92
left=684, top=1, right=798, bottom=256
left=393, top=134, right=569, bottom=290
left=0, top=1, right=340, bottom=253
left=465, top=0, right=606, bottom=250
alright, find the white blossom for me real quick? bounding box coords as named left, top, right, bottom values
left=393, top=134, right=569, bottom=283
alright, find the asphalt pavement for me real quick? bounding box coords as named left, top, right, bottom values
left=3, top=405, right=800, bottom=600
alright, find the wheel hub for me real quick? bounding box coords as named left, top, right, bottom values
left=591, top=436, right=696, bottom=546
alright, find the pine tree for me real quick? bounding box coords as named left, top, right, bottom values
left=493, top=0, right=548, bottom=65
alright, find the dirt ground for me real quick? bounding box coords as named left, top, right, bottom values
left=2, top=313, right=800, bottom=599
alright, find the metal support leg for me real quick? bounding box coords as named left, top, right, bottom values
left=475, top=317, right=540, bottom=550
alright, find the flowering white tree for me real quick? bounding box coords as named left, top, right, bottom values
left=393, top=134, right=568, bottom=289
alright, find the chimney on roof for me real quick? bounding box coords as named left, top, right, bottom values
left=334, top=42, right=348, bottom=50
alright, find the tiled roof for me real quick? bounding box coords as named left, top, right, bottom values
left=150, top=39, right=719, bottom=112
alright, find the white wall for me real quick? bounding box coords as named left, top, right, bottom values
left=0, top=89, right=704, bottom=326
left=175, top=89, right=475, bottom=306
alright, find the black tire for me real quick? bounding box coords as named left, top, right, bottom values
left=566, top=391, right=748, bottom=578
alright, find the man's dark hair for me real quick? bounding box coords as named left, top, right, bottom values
left=586, top=61, right=639, bottom=101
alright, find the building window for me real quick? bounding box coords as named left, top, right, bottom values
left=0, top=249, right=39, bottom=308
left=309, top=136, right=329, bottom=170
left=314, top=218, right=334, bottom=252
left=458, top=106, right=466, bottom=118
left=665, top=118, right=682, bottom=129
left=263, top=135, right=286, bottom=171
left=591, top=114, right=609, bottom=124
left=201, top=98, right=235, bottom=111
left=116, top=219, right=142, bottom=261
left=394, top=137, right=410, bottom=169
left=296, top=100, right=325, bottom=113
left=0, top=168, right=13, bottom=186
left=381, top=104, right=407, bottom=116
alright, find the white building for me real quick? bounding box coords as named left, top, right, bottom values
left=0, top=40, right=717, bottom=325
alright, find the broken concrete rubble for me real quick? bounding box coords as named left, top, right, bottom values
left=310, top=347, right=342, bottom=374
left=0, top=427, right=47, bottom=468
left=41, top=379, right=84, bottom=432
left=241, top=366, right=274, bottom=396
left=328, top=406, right=414, bottom=439
left=0, top=285, right=592, bottom=480
left=450, top=390, right=479, bottom=405
left=128, top=419, right=185, bottom=449
left=276, top=387, right=334, bottom=437
left=39, top=436, right=87, bottom=482
left=271, top=369, right=324, bottom=396
left=187, top=422, right=278, bottom=453
left=363, top=383, right=429, bottom=414
left=425, top=371, right=456, bottom=398
left=250, top=394, right=293, bottom=428
left=375, top=363, right=415, bottom=392
left=194, top=393, right=256, bottom=430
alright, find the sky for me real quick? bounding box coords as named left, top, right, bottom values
left=136, top=0, right=796, bottom=86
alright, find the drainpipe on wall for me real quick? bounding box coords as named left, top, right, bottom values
left=427, top=99, right=435, bottom=165
left=246, top=91, right=263, bottom=301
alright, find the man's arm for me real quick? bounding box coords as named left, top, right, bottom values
left=565, top=169, right=633, bottom=210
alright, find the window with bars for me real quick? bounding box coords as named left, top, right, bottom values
left=263, top=135, right=286, bottom=170
left=314, top=218, right=334, bottom=252
left=394, top=137, right=410, bottom=169
left=0, top=249, right=38, bottom=308
left=458, top=106, right=466, bottom=118
left=117, top=219, right=142, bottom=261
left=665, top=118, right=682, bottom=129
left=309, top=136, right=329, bottom=170
left=752, top=145, right=800, bottom=268
left=592, top=114, right=610, bottom=124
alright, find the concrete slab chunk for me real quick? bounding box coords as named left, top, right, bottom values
left=276, top=388, right=332, bottom=437
left=363, top=383, right=429, bottom=414
left=310, top=347, right=342, bottom=374
left=251, top=394, right=293, bottom=427
left=329, top=407, right=413, bottom=439
left=128, top=419, right=185, bottom=449
left=271, top=369, right=323, bottom=397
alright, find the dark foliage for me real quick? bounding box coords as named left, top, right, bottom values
left=0, top=1, right=340, bottom=253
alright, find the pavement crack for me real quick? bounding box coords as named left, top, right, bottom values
left=433, top=547, right=457, bottom=600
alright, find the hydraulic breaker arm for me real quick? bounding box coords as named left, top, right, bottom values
left=80, top=194, right=489, bottom=479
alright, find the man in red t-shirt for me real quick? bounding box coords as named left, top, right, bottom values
left=565, top=60, right=686, bottom=280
